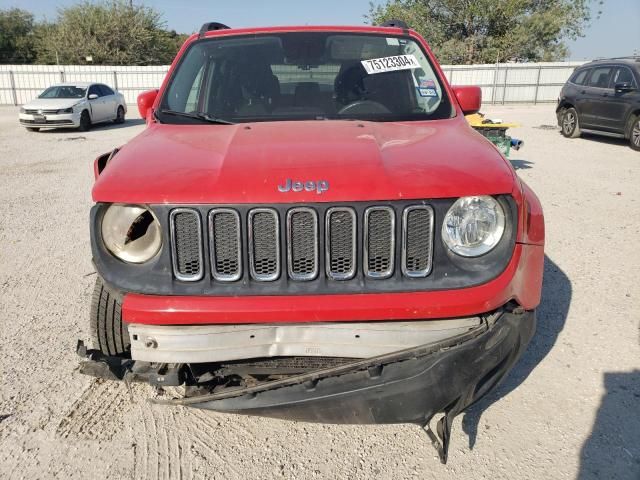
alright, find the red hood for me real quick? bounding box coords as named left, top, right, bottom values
left=92, top=116, right=515, bottom=204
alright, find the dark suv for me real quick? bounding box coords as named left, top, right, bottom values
left=557, top=57, right=640, bottom=150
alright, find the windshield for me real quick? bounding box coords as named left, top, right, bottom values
left=159, top=32, right=453, bottom=124
left=39, top=86, right=87, bottom=99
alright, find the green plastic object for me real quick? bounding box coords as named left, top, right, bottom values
left=474, top=127, right=512, bottom=157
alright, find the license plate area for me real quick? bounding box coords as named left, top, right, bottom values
left=33, top=114, right=46, bottom=122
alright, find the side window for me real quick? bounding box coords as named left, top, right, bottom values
left=587, top=67, right=613, bottom=89
left=612, top=67, right=636, bottom=87
left=88, top=85, right=101, bottom=98
left=99, top=85, right=115, bottom=96
left=571, top=69, right=589, bottom=85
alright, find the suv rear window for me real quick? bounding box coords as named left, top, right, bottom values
left=571, top=69, right=589, bottom=85
left=612, top=67, right=637, bottom=87
left=159, top=32, right=453, bottom=124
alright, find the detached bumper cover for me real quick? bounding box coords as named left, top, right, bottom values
left=181, top=310, right=534, bottom=421
left=79, top=308, right=534, bottom=461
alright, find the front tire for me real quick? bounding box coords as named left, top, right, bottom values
left=561, top=107, right=581, bottom=138
left=90, top=277, right=129, bottom=356
left=114, top=105, right=125, bottom=124
left=78, top=110, right=91, bottom=132
left=630, top=117, right=640, bottom=151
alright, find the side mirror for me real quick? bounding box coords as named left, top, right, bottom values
left=452, top=85, right=482, bottom=115
left=615, top=82, right=635, bottom=93
left=137, top=89, right=159, bottom=119
left=88, top=93, right=98, bottom=100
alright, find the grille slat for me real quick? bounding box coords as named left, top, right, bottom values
left=249, top=209, right=280, bottom=281
left=209, top=209, right=242, bottom=281
left=170, top=209, right=203, bottom=281
left=364, top=207, right=395, bottom=278
left=326, top=208, right=356, bottom=280
left=402, top=206, right=434, bottom=277
left=24, top=109, right=59, bottom=114
left=169, top=203, right=434, bottom=283
left=287, top=208, right=318, bottom=281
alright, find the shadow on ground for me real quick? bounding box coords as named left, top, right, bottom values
left=509, top=159, right=535, bottom=170
left=461, top=255, right=571, bottom=448
left=577, top=133, right=632, bottom=149
left=95, top=118, right=145, bottom=130
left=578, top=370, right=640, bottom=479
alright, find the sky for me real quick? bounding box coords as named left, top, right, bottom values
left=2, top=0, right=639, bottom=61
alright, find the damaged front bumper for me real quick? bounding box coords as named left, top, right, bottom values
left=77, top=308, right=535, bottom=463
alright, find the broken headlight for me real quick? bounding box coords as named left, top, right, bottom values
left=101, top=204, right=162, bottom=263
left=442, top=196, right=505, bottom=257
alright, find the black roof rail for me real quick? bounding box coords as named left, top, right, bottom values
left=379, top=19, right=409, bottom=29
left=590, top=55, right=640, bottom=62
left=198, top=22, right=231, bottom=38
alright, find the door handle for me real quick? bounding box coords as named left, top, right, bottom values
left=602, top=93, right=609, bottom=97
left=580, top=90, right=586, bottom=94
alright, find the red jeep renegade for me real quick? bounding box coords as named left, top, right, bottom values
left=81, top=21, right=545, bottom=462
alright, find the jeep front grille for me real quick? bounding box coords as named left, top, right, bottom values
left=287, top=208, right=318, bottom=280
left=364, top=207, right=395, bottom=278
left=209, top=209, right=242, bottom=281
left=248, top=208, right=280, bottom=281
left=170, top=209, right=203, bottom=281
left=402, top=206, right=434, bottom=277
left=326, top=207, right=356, bottom=280
left=169, top=203, right=434, bottom=284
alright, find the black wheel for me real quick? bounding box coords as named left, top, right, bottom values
left=90, top=277, right=129, bottom=356
left=114, top=105, right=125, bottom=124
left=630, top=117, right=640, bottom=151
left=78, top=110, right=92, bottom=132
left=561, top=107, right=581, bottom=138
left=26, top=127, right=40, bottom=132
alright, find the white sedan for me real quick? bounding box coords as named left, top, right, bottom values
left=19, top=82, right=127, bottom=132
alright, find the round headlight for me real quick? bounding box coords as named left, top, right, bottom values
left=101, top=204, right=162, bottom=263
left=442, top=196, right=505, bottom=257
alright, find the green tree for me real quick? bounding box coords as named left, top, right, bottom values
left=0, top=8, right=37, bottom=63
left=368, top=0, right=596, bottom=64
left=34, top=0, right=185, bottom=65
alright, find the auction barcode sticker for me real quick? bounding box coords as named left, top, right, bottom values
left=361, top=54, right=420, bottom=74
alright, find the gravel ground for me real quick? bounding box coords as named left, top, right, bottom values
left=0, top=105, right=638, bottom=480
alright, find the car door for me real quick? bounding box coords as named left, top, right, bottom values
left=582, top=66, right=613, bottom=130
left=604, top=66, right=638, bottom=133
left=87, top=84, right=108, bottom=122
left=98, top=84, right=117, bottom=120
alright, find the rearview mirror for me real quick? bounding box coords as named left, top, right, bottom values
left=88, top=93, right=98, bottom=100
left=452, top=85, right=482, bottom=115
left=615, top=82, right=635, bottom=93
left=137, top=89, right=159, bottom=120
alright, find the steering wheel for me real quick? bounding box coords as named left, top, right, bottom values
left=338, top=100, right=391, bottom=115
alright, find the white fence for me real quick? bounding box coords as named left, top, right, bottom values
left=441, top=61, right=586, bottom=104
left=0, top=61, right=586, bottom=106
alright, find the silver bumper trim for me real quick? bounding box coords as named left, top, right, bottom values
left=128, top=318, right=482, bottom=364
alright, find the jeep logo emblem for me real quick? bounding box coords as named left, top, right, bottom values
left=278, top=179, right=329, bottom=194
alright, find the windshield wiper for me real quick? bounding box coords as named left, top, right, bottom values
left=157, top=109, right=235, bottom=125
